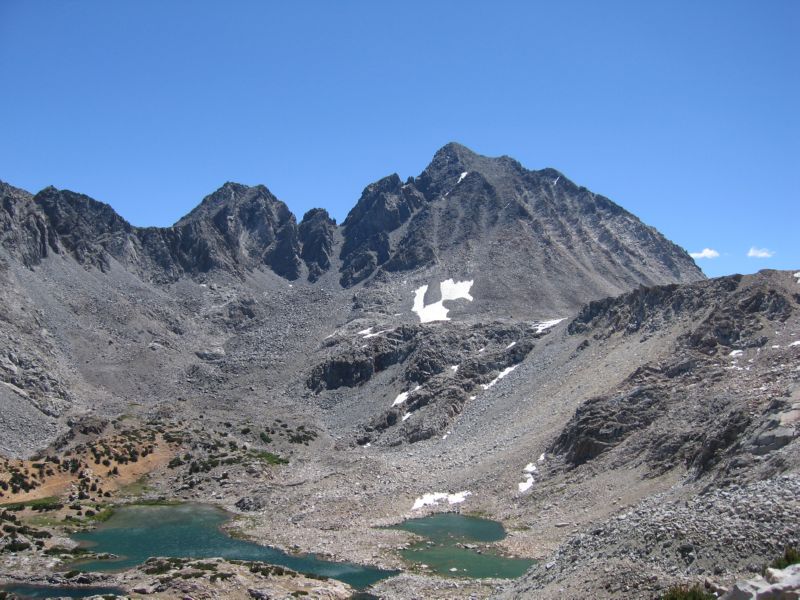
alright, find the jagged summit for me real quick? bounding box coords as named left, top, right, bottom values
left=338, top=143, right=703, bottom=313
left=1, top=143, right=702, bottom=310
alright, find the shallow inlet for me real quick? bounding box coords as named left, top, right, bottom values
left=389, top=513, right=535, bottom=579
left=70, top=503, right=396, bottom=589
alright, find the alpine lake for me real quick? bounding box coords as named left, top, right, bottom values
left=2, top=504, right=534, bottom=598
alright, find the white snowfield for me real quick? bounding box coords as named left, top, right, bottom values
left=412, top=279, right=474, bottom=323
left=793, top=272, right=800, bottom=284
left=790, top=341, right=800, bottom=347
left=481, top=365, right=517, bottom=390
left=457, top=171, right=469, bottom=184
left=729, top=349, right=744, bottom=357
left=411, top=491, right=472, bottom=511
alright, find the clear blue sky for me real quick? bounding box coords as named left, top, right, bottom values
left=1, top=1, right=797, bottom=277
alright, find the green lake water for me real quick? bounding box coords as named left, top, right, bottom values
left=70, top=503, right=396, bottom=589
left=391, top=513, right=535, bottom=579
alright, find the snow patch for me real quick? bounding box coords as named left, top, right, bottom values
left=532, top=318, right=565, bottom=334
left=411, top=491, right=472, bottom=511
left=538, top=453, right=546, bottom=463
left=729, top=350, right=744, bottom=357
left=412, top=279, right=474, bottom=323
left=523, top=463, right=536, bottom=473
left=794, top=272, right=800, bottom=284
left=402, top=412, right=411, bottom=422
left=790, top=341, right=800, bottom=347
left=518, top=475, right=534, bottom=493
left=481, top=365, right=517, bottom=390
left=357, top=327, right=373, bottom=336
left=392, top=391, right=410, bottom=407
left=392, top=385, right=421, bottom=407
left=506, top=341, right=516, bottom=350
left=457, top=171, right=469, bottom=184
left=363, top=329, right=391, bottom=339
left=450, top=365, right=459, bottom=373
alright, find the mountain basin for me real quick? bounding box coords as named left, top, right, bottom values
left=69, top=503, right=397, bottom=589
left=389, top=513, right=535, bottom=579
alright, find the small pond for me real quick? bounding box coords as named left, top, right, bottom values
left=69, top=503, right=396, bottom=589
left=0, top=583, right=125, bottom=599
left=390, top=513, right=535, bottom=579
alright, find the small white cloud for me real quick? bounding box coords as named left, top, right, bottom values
left=747, top=246, right=775, bottom=258
left=689, top=248, right=720, bottom=259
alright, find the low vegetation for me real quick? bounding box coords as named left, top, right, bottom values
left=660, top=585, right=716, bottom=600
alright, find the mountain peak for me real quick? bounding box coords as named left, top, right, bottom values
left=175, top=181, right=280, bottom=227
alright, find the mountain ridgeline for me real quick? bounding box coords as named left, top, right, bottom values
left=0, top=143, right=702, bottom=313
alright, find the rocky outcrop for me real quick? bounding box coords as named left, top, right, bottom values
left=722, top=563, right=800, bottom=599
left=298, top=208, right=336, bottom=282
left=309, top=320, right=552, bottom=445
left=339, top=174, right=426, bottom=286
left=552, top=272, right=799, bottom=479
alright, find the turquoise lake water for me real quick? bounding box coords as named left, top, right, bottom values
left=70, top=503, right=396, bottom=589
left=390, top=513, right=535, bottom=579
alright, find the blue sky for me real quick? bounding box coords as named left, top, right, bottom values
left=1, top=1, right=797, bottom=277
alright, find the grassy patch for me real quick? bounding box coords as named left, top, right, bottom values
left=90, top=505, right=116, bottom=522
left=0, top=496, right=61, bottom=510
left=118, top=476, right=151, bottom=497
left=770, top=547, right=800, bottom=570
left=661, top=585, right=715, bottom=600
left=248, top=450, right=288, bottom=465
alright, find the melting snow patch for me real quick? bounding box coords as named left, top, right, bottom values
left=478, top=347, right=485, bottom=353
left=729, top=350, right=744, bottom=357
left=457, top=171, right=469, bottom=184
left=450, top=365, right=459, bottom=373
left=532, top=318, right=565, bottom=334
left=790, top=341, right=800, bottom=347
left=506, top=341, right=516, bottom=350
left=411, top=491, right=472, bottom=511
left=794, top=272, right=800, bottom=284
left=481, top=365, right=517, bottom=390
left=772, top=345, right=781, bottom=349
left=518, top=475, right=534, bottom=493
left=402, top=412, right=411, bottom=422
left=469, top=395, right=476, bottom=400
left=538, top=453, right=546, bottom=463
left=357, top=327, right=373, bottom=336
left=412, top=279, right=474, bottom=323
left=523, top=463, right=536, bottom=473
